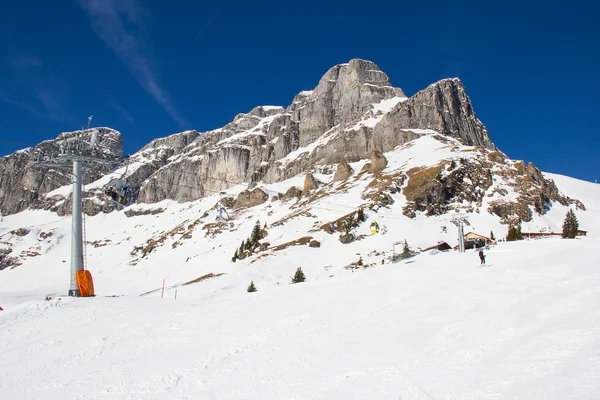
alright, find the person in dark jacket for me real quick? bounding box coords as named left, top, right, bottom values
left=479, top=249, right=486, bottom=266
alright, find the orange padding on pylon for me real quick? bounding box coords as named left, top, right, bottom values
left=76, top=270, right=95, bottom=297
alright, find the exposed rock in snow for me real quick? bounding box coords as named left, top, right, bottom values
left=302, top=173, right=319, bottom=196
left=234, top=188, right=269, bottom=209
left=369, top=150, right=388, bottom=174
left=333, top=162, right=354, bottom=182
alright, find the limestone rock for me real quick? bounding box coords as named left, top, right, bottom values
left=303, top=173, right=319, bottom=195
left=234, top=188, right=269, bottom=209
left=373, top=78, right=495, bottom=150
left=369, top=151, right=388, bottom=174
left=0, top=127, right=122, bottom=216
left=282, top=186, right=302, bottom=201
left=333, top=163, right=353, bottom=182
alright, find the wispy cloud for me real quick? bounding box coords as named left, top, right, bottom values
left=9, top=57, right=42, bottom=71
left=0, top=93, right=43, bottom=117
left=108, top=101, right=135, bottom=124
left=193, top=8, right=220, bottom=45
left=78, top=0, right=189, bottom=128
left=34, top=87, right=79, bottom=125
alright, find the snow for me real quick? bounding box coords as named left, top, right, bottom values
left=402, top=128, right=439, bottom=135
left=371, top=96, right=408, bottom=114
left=1, top=236, right=599, bottom=399
left=261, top=105, right=284, bottom=111
left=278, top=125, right=339, bottom=165
left=1, top=138, right=600, bottom=399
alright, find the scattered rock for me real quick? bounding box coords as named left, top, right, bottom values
left=124, top=208, right=165, bottom=217
left=282, top=186, right=303, bottom=201
left=234, top=188, right=269, bottom=209
left=339, top=233, right=355, bottom=244
left=220, top=196, right=236, bottom=209
left=333, top=163, right=354, bottom=182
left=39, top=231, right=53, bottom=240
left=303, top=173, right=319, bottom=196
left=10, top=228, right=30, bottom=237
left=309, top=240, right=321, bottom=248
left=369, top=150, right=388, bottom=174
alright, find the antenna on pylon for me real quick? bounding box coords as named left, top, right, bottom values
left=87, top=115, right=93, bottom=129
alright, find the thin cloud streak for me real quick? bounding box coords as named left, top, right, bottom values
left=108, top=101, right=135, bottom=124
left=78, top=0, right=189, bottom=128
left=0, top=94, right=43, bottom=118
left=9, top=57, right=42, bottom=70
left=34, top=88, right=79, bottom=126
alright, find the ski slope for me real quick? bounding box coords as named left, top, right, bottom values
left=1, top=236, right=599, bottom=399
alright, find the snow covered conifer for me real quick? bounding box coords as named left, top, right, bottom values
left=403, top=240, right=410, bottom=255
left=490, top=231, right=495, bottom=241
left=247, top=281, right=257, bottom=292
left=232, top=249, right=238, bottom=262
left=562, top=209, right=579, bottom=239
left=291, top=267, right=306, bottom=283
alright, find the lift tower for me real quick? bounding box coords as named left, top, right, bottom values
left=32, top=128, right=121, bottom=296
left=450, top=215, right=471, bottom=253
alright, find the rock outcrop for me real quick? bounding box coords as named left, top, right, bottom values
left=0, top=127, right=122, bottom=215
left=369, top=151, right=388, bottom=174
left=0, top=58, right=571, bottom=224
left=234, top=188, right=269, bottom=209
left=282, top=186, right=302, bottom=201
left=333, top=163, right=353, bottom=182
left=303, top=173, right=319, bottom=195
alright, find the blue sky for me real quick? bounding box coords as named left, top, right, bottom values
left=0, top=0, right=598, bottom=182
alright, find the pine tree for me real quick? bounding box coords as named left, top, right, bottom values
left=356, top=208, right=365, bottom=222
left=562, top=209, right=579, bottom=239
left=232, top=249, right=238, bottom=263
left=507, top=225, right=523, bottom=241
left=291, top=267, right=306, bottom=283
left=403, top=239, right=410, bottom=255
left=239, top=240, right=245, bottom=254
left=247, top=281, right=257, bottom=292
left=251, top=220, right=262, bottom=245
left=506, top=226, right=517, bottom=241
left=490, top=231, right=495, bottom=241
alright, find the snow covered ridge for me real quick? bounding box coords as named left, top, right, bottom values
left=0, top=58, right=565, bottom=217
left=0, top=134, right=594, bottom=275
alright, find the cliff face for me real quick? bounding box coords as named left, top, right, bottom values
left=1, top=58, right=561, bottom=225
left=125, top=59, right=494, bottom=205
left=0, top=128, right=122, bottom=215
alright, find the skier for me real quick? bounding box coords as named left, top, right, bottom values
left=479, top=249, right=486, bottom=266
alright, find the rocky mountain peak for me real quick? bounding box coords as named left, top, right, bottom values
left=2, top=59, right=506, bottom=217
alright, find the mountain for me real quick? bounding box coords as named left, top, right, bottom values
left=1, top=59, right=498, bottom=215
left=1, top=59, right=599, bottom=399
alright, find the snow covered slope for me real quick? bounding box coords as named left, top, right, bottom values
left=1, top=133, right=599, bottom=399
left=1, top=235, right=599, bottom=399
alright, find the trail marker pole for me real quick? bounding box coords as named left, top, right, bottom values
left=161, top=279, right=165, bottom=299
